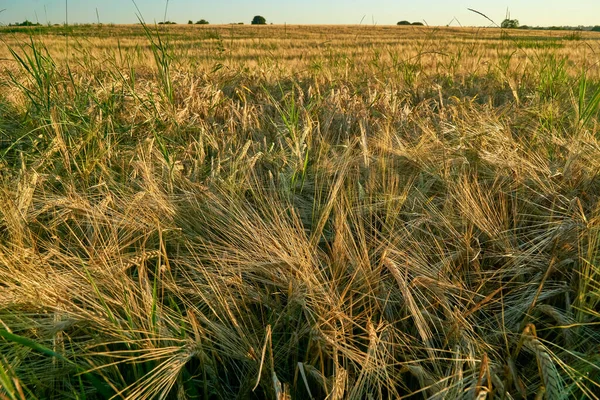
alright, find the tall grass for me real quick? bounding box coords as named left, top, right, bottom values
left=0, top=24, right=600, bottom=399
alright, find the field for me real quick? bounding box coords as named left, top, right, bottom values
left=1, top=23, right=600, bottom=399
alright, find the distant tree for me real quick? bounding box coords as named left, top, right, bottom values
left=501, top=18, right=519, bottom=29
left=397, top=20, right=411, bottom=25
left=592, top=26, right=600, bottom=32
left=251, top=15, right=266, bottom=25
left=196, top=19, right=209, bottom=25
left=411, top=22, right=424, bottom=26
left=188, top=20, right=193, bottom=24
left=519, top=25, right=530, bottom=30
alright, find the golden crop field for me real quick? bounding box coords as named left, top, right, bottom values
left=1, top=24, right=600, bottom=399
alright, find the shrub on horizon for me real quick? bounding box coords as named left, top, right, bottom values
left=501, top=18, right=519, bottom=29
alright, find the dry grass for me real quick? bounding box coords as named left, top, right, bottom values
left=0, top=24, right=600, bottom=399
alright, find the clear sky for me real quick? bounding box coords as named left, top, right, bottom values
left=0, top=0, right=598, bottom=27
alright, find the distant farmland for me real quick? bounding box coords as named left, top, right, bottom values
left=1, top=24, right=599, bottom=399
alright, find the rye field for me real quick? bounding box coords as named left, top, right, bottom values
left=0, top=23, right=600, bottom=399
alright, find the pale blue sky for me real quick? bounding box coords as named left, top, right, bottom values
left=0, top=0, right=598, bottom=27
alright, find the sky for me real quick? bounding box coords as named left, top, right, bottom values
left=0, top=0, right=599, bottom=27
